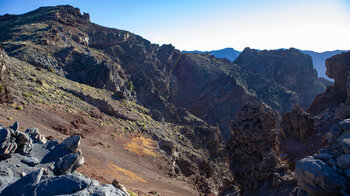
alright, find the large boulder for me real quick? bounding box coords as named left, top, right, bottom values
left=35, top=173, right=91, bottom=195
left=296, top=119, right=350, bottom=195
left=296, top=156, right=346, bottom=196
left=58, top=135, right=81, bottom=153
left=1, top=168, right=44, bottom=196
left=55, top=153, right=84, bottom=174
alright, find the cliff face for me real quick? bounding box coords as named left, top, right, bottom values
left=234, top=48, right=326, bottom=108
left=309, top=51, right=350, bottom=118
left=0, top=5, right=299, bottom=138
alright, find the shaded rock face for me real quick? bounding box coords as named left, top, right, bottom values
left=234, top=48, right=325, bottom=108
left=227, top=101, right=286, bottom=192
left=171, top=53, right=297, bottom=137
left=0, top=122, right=127, bottom=196
left=280, top=106, right=315, bottom=142
left=295, top=119, right=350, bottom=195
left=309, top=51, right=350, bottom=116
left=278, top=107, right=324, bottom=170
left=0, top=5, right=299, bottom=138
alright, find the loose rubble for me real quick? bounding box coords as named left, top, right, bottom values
left=0, top=121, right=128, bottom=196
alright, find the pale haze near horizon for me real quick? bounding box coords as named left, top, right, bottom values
left=0, top=0, right=349, bottom=52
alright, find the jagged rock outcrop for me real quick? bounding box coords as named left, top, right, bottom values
left=227, top=101, right=288, bottom=193
left=234, top=48, right=326, bottom=108
left=309, top=51, right=350, bottom=117
left=0, top=122, right=128, bottom=196
left=295, top=119, right=350, bottom=195
left=280, top=106, right=315, bottom=142
left=278, top=106, right=323, bottom=170
left=157, top=125, right=234, bottom=195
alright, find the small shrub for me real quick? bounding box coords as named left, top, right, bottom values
left=16, top=105, right=23, bottom=111
left=128, top=81, right=134, bottom=92
left=48, top=67, right=54, bottom=73
left=10, top=103, right=16, bottom=109
left=22, top=92, right=32, bottom=98
left=127, top=190, right=138, bottom=196
left=0, top=84, right=4, bottom=93
left=7, top=116, right=13, bottom=121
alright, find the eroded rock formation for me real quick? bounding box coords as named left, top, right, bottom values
left=227, top=101, right=288, bottom=193
left=280, top=106, right=315, bottom=142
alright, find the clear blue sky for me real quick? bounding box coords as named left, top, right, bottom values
left=0, top=0, right=349, bottom=52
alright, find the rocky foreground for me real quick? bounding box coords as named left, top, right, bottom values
left=0, top=121, right=128, bottom=196
left=296, top=119, right=350, bottom=195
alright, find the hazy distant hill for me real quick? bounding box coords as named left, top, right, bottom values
left=182, top=47, right=240, bottom=61
left=184, top=48, right=348, bottom=80
left=302, top=50, right=349, bottom=79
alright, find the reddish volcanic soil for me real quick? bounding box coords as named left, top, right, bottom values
left=0, top=104, right=198, bottom=196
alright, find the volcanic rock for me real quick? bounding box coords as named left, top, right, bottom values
left=280, top=106, right=315, bottom=142
left=227, top=101, right=284, bottom=192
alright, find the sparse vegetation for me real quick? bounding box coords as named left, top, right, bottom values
left=15, top=105, right=23, bottom=111
left=127, top=190, right=138, bottom=196
left=0, top=84, right=4, bottom=93
left=128, top=81, right=134, bottom=92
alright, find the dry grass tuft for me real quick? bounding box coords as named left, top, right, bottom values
left=124, top=135, right=158, bottom=157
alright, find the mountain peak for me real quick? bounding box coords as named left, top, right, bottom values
left=36, top=5, right=90, bottom=24
left=0, top=5, right=90, bottom=26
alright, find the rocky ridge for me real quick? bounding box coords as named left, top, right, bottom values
left=0, top=121, right=128, bottom=195
left=0, top=5, right=305, bottom=138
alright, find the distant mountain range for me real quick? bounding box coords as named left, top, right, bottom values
left=182, top=48, right=241, bottom=62
left=183, top=48, right=349, bottom=80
